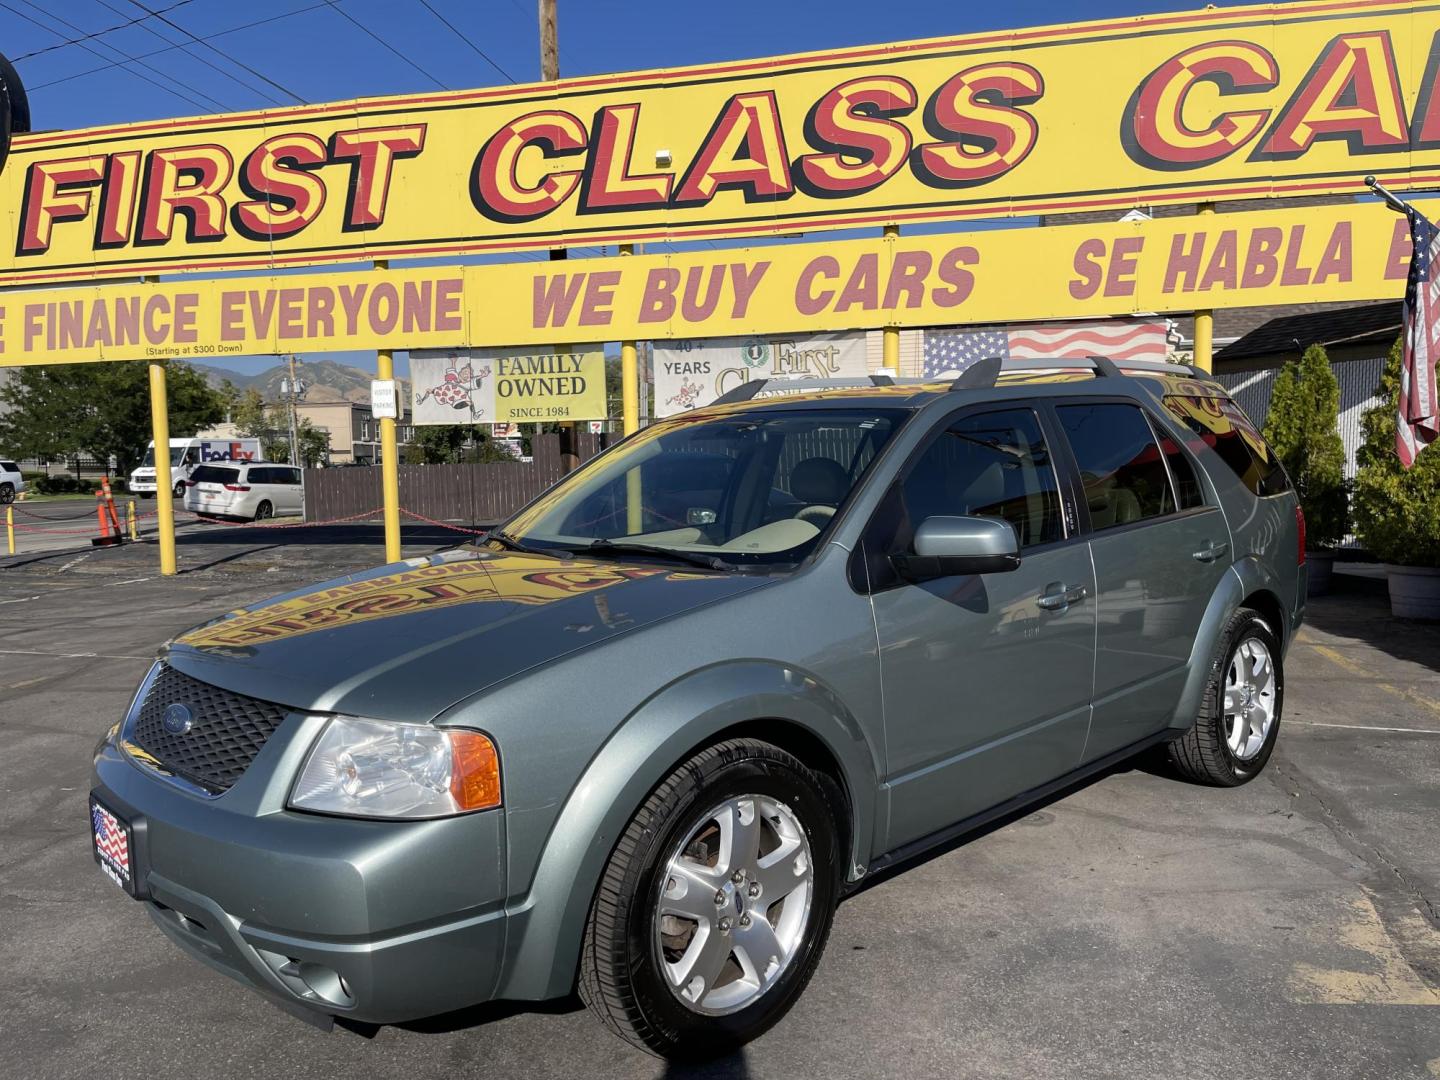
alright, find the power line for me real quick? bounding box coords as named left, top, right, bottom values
left=414, top=0, right=515, bottom=83
left=27, top=3, right=328, bottom=93
left=13, top=0, right=197, bottom=60
left=321, top=0, right=450, bottom=90
left=117, top=0, right=311, bottom=104
left=3, top=0, right=226, bottom=112
left=91, top=0, right=284, bottom=108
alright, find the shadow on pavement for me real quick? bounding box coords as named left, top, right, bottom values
left=1305, top=570, right=1440, bottom=674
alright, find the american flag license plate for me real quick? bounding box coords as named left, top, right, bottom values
left=91, top=798, right=132, bottom=891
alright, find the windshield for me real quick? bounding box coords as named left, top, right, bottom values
left=140, top=446, right=187, bottom=468
left=499, top=408, right=907, bottom=567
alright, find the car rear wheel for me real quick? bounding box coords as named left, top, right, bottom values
left=254, top=501, right=273, bottom=521
left=1168, top=608, right=1283, bottom=786
left=579, top=738, right=844, bottom=1060
left=0, top=483, right=12, bottom=504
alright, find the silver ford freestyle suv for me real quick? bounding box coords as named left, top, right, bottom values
left=91, top=358, right=1304, bottom=1060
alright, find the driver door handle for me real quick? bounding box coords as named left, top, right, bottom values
left=1037, top=582, right=1088, bottom=611
left=1192, top=540, right=1229, bottom=563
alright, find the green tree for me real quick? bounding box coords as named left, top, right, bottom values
left=230, top=388, right=328, bottom=466
left=404, top=424, right=517, bottom=464
left=1352, top=337, right=1440, bottom=566
left=1262, top=343, right=1349, bottom=548
left=0, top=361, right=222, bottom=476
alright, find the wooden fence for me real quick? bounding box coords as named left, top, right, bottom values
left=302, top=433, right=613, bottom=525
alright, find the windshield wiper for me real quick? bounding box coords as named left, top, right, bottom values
left=484, top=530, right=574, bottom=559
left=588, top=539, right=734, bottom=572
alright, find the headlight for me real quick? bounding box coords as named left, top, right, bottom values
left=289, top=717, right=500, bottom=819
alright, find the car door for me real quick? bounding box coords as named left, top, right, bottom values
left=1050, top=399, right=1232, bottom=762
left=864, top=405, right=1096, bottom=852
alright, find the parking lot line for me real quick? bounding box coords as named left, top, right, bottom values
left=1288, top=720, right=1440, bottom=735
left=1303, top=641, right=1440, bottom=721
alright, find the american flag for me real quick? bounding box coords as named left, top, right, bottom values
left=1006, top=319, right=1169, bottom=361
left=922, top=327, right=1008, bottom=378
left=92, top=801, right=130, bottom=886
left=1399, top=205, right=1440, bottom=468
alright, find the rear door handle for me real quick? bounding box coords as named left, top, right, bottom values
left=1037, top=582, right=1088, bottom=611
left=1192, top=540, right=1229, bottom=563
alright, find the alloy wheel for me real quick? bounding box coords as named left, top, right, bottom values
left=653, top=794, right=814, bottom=1016
left=1223, top=637, right=1277, bottom=760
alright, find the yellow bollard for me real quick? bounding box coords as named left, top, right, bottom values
left=6, top=504, right=13, bottom=555
left=127, top=499, right=138, bottom=541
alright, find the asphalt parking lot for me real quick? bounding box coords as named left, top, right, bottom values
left=2, top=529, right=1437, bottom=1080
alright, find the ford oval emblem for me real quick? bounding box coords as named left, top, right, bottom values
left=162, top=703, right=194, bottom=736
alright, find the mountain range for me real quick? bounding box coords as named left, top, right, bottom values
left=190, top=359, right=410, bottom=405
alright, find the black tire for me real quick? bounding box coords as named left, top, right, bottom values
left=0, top=483, right=12, bottom=504
left=579, top=739, right=845, bottom=1060
left=254, top=501, right=273, bottom=521
left=1168, top=608, right=1283, bottom=786
left=173, top=480, right=186, bottom=498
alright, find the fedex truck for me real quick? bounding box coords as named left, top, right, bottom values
left=129, top=438, right=262, bottom=497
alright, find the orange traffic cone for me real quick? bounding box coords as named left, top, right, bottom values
left=92, top=482, right=123, bottom=547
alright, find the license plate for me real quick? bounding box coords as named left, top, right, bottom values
left=90, top=797, right=133, bottom=892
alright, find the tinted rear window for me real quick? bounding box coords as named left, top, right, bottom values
left=0, top=461, right=17, bottom=472
left=1162, top=395, right=1290, bottom=497
left=191, top=466, right=238, bottom=484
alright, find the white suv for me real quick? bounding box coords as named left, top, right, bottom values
left=183, top=462, right=303, bottom=521
left=0, top=460, right=26, bottom=503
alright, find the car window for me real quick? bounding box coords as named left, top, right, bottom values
left=1162, top=394, right=1290, bottom=497
left=190, top=465, right=238, bottom=485
left=284, top=468, right=302, bottom=484
left=503, top=408, right=907, bottom=564
left=1056, top=403, right=1174, bottom=530
left=0, top=461, right=17, bottom=472
left=892, top=408, right=1064, bottom=551
left=248, top=467, right=271, bottom=484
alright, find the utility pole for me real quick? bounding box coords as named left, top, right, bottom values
left=538, top=0, right=579, bottom=472
left=281, top=354, right=304, bottom=468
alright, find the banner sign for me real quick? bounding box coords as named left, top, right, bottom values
left=0, top=201, right=1416, bottom=367
left=6, top=1, right=1440, bottom=285
left=410, top=346, right=606, bottom=424
left=653, top=332, right=866, bottom=416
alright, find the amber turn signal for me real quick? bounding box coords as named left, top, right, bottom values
left=447, top=730, right=502, bottom=811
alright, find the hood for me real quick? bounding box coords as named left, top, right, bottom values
left=164, top=547, right=772, bottom=720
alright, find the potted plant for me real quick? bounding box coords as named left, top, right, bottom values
left=1262, top=344, right=1349, bottom=595
left=1352, top=337, right=1440, bottom=619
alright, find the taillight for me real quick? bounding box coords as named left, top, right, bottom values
left=1295, top=504, right=1306, bottom=565
left=184, top=480, right=196, bottom=487
left=223, top=484, right=251, bottom=492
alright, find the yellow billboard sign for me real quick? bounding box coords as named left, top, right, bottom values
left=6, top=1, right=1440, bottom=285
left=0, top=201, right=1413, bottom=366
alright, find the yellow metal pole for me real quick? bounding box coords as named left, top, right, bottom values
left=148, top=359, right=177, bottom=575
left=127, top=498, right=138, bottom=541
left=374, top=259, right=403, bottom=564
left=620, top=244, right=643, bottom=535
left=1192, top=203, right=1215, bottom=373
left=6, top=505, right=13, bottom=555
left=882, top=225, right=900, bottom=374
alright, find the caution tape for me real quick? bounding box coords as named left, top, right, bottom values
left=399, top=509, right=488, bottom=535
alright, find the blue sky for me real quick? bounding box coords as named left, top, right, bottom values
left=6, top=0, right=1244, bottom=377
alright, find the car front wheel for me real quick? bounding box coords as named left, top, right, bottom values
left=1169, top=607, right=1284, bottom=786
left=579, top=738, right=844, bottom=1060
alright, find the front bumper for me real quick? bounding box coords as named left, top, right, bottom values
left=92, top=729, right=509, bottom=1025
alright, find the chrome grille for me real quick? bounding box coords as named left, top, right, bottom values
left=129, top=664, right=289, bottom=794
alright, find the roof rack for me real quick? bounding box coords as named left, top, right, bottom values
left=705, top=357, right=1205, bottom=406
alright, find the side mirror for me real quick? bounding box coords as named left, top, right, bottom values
left=892, top=515, right=1021, bottom=582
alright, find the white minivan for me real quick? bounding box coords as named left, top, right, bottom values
left=183, top=462, right=303, bottom=521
